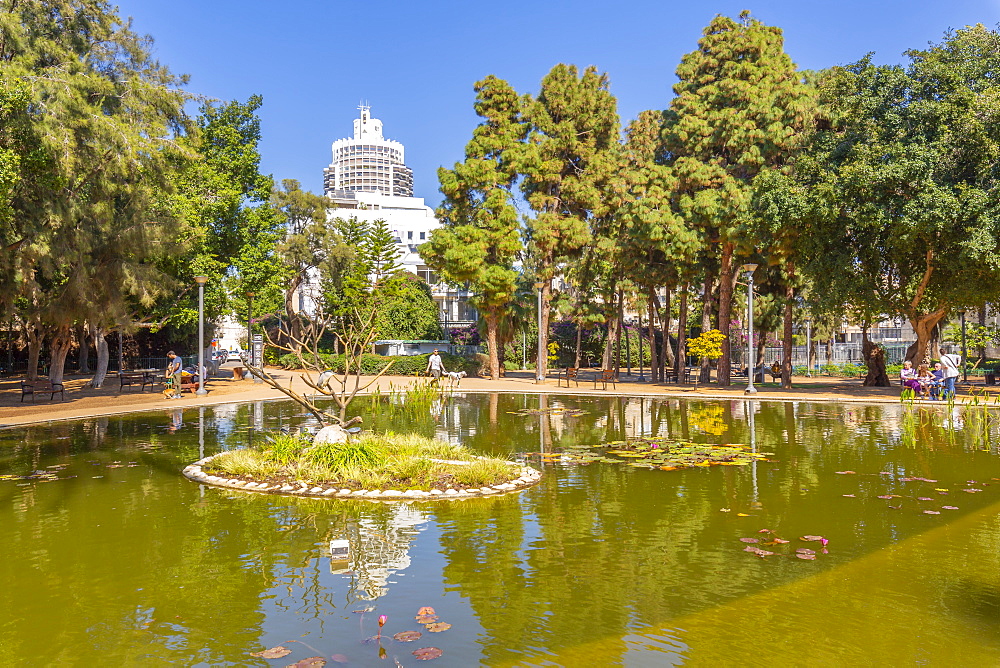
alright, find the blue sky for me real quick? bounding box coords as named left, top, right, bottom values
left=117, top=0, right=1000, bottom=204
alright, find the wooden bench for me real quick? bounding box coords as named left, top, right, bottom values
left=20, top=379, right=65, bottom=402
left=557, top=367, right=580, bottom=387
left=590, top=369, right=617, bottom=391
left=118, top=371, right=147, bottom=392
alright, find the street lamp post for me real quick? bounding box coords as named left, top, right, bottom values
left=806, top=317, right=812, bottom=377
left=535, top=281, right=545, bottom=383
left=194, top=276, right=208, bottom=395
left=741, top=263, right=759, bottom=395
left=959, top=309, right=968, bottom=382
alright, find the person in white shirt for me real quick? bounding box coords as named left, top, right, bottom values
left=939, top=347, right=961, bottom=400
left=425, top=349, right=446, bottom=386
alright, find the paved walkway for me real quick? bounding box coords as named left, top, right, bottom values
left=1, top=366, right=995, bottom=428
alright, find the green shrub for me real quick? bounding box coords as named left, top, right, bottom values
left=307, top=438, right=386, bottom=469
left=262, top=433, right=308, bottom=465
left=277, top=351, right=478, bottom=376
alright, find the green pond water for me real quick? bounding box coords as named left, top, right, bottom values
left=2, top=393, right=1000, bottom=666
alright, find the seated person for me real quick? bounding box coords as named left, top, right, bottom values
left=916, top=363, right=935, bottom=399
left=928, top=362, right=945, bottom=400
left=899, top=360, right=921, bottom=394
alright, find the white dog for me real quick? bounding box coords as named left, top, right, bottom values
left=445, top=370, right=467, bottom=387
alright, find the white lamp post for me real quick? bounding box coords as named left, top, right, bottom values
left=740, top=264, right=759, bottom=395
left=535, top=281, right=545, bottom=383
left=194, top=275, right=208, bottom=395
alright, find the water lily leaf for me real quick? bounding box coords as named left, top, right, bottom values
left=800, top=535, right=825, bottom=542
left=413, top=647, right=443, bottom=660
left=417, top=607, right=436, bottom=616
left=250, top=646, right=291, bottom=659
left=876, top=495, right=894, bottom=499
left=842, top=494, right=856, bottom=498
left=917, top=497, right=934, bottom=501
left=424, top=622, right=451, bottom=632
left=755, top=550, right=775, bottom=557
left=942, top=505, right=959, bottom=510
left=290, top=658, right=326, bottom=668
left=394, top=631, right=422, bottom=642
left=796, top=548, right=816, bottom=555
left=744, top=546, right=764, bottom=554
left=739, top=537, right=759, bottom=543
left=757, top=529, right=772, bottom=533
left=764, top=538, right=790, bottom=545
left=964, top=488, right=984, bottom=493
left=835, top=471, right=856, bottom=475
left=923, top=510, right=941, bottom=515
left=796, top=553, right=817, bottom=560
left=415, top=615, right=438, bottom=623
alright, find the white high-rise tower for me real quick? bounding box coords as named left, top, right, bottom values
left=323, top=105, right=413, bottom=198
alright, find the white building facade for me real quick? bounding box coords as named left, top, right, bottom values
left=312, top=107, right=476, bottom=328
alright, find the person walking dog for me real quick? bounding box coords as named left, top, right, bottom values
left=939, top=347, right=961, bottom=400
left=425, top=349, right=446, bottom=386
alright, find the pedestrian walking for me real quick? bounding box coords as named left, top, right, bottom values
left=425, top=349, right=446, bottom=386
left=939, top=347, right=961, bottom=400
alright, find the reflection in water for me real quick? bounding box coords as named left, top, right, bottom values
left=0, top=396, right=999, bottom=665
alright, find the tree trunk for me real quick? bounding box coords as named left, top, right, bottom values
left=781, top=282, right=794, bottom=389
left=614, top=290, right=623, bottom=379
left=717, top=242, right=735, bottom=387
left=484, top=308, right=500, bottom=379
left=48, top=326, right=74, bottom=384
left=89, top=326, right=110, bottom=388
left=699, top=273, right=714, bottom=383
left=26, top=325, right=42, bottom=381
left=574, top=323, right=582, bottom=368
left=660, top=288, right=675, bottom=375
left=602, top=310, right=620, bottom=369
left=862, top=332, right=890, bottom=387
left=76, top=323, right=90, bottom=374
left=538, top=282, right=552, bottom=379
left=675, top=285, right=689, bottom=381
left=826, top=337, right=834, bottom=368
left=648, top=288, right=659, bottom=382
left=903, top=308, right=948, bottom=364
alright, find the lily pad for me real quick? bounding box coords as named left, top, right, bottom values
left=250, top=646, right=291, bottom=659
left=942, top=505, right=959, bottom=510
left=394, top=631, right=422, bottom=642
left=796, top=548, right=816, bottom=555
left=289, top=658, right=326, bottom=668
left=415, top=614, right=438, bottom=623
left=799, top=535, right=825, bottom=542
left=923, top=510, right=941, bottom=514
left=417, top=607, right=436, bottom=616
left=796, top=553, right=817, bottom=560
left=425, top=622, right=452, bottom=632
left=413, top=647, right=443, bottom=660
left=739, top=537, right=759, bottom=543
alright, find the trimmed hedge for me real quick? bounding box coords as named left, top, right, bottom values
left=276, top=351, right=478, bottom=376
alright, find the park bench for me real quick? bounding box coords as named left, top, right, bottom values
left=590, top=369, right=617, bottom=391
left=20, top=379, right=65, bottom=402
left=118, top=371, right=147, bottom=392
left=557, top=367, right=580, bottom=387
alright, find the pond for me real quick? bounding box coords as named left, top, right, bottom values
left=1, top=393, right=1000, bottom=665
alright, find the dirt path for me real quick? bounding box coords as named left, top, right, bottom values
left=1, top=366, right=995, bottom=429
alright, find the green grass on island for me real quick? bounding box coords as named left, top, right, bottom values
left=204, top=431, right=519, bottom=491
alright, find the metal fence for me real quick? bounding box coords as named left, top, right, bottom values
left=731, top=343, right=915, bottom=369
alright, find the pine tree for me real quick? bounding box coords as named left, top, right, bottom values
left=519, top=64, right=620, bottom=378
left=421, top=75, right=526, bottom=379
left=665, top=11, right=813, bottom=386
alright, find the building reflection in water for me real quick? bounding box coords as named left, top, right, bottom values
left=321, top=503, right=429, bottom=601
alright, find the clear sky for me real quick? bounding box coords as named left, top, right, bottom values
left=116, top=0, right=1000, bottom=204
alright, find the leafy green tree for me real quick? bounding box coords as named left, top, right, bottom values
left=783, top=25, right=1000, bottom=366
left=423, top=75, right=526, bottom=379
left=519, top=64, right=620, bottom=379
left=0, top=0, right=193, bottom=381
left=373, top=271, right=441, bottom=340
left=665, top=11, right=814, bottom=387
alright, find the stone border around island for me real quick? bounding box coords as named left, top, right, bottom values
left=181, top=454, right=542, bottom=500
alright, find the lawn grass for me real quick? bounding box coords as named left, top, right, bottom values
left=204, top=431, right=518, bottom=491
